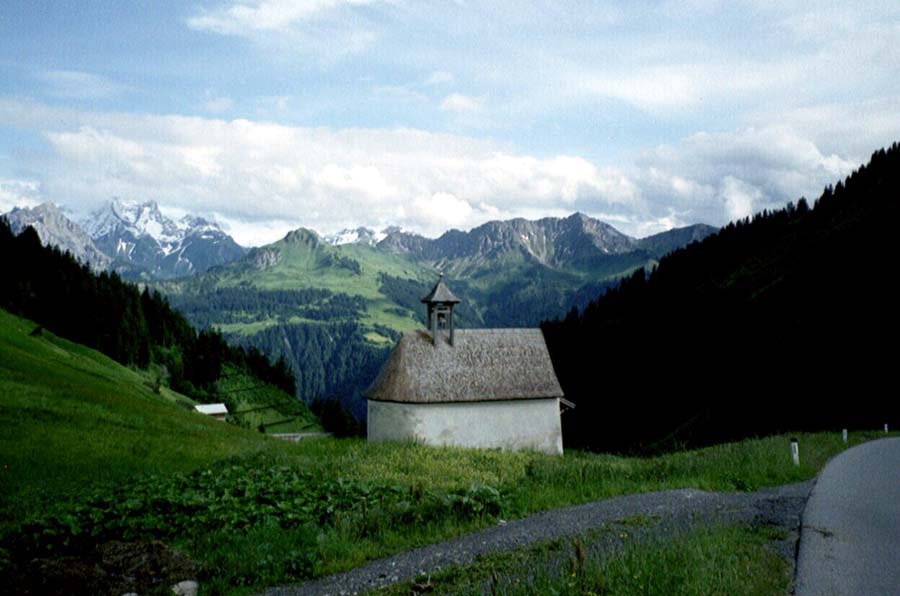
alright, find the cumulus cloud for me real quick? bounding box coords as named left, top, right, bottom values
left=0, top=96, right=881, bottom=246
left=1, top=100, right=643, bottom=244
left=636, top=126, right=859, bottom=226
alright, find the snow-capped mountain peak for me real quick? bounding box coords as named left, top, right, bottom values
left=85, top=198, right=187, bottom=250
left=324, top=225, right=403, bottom=247
left=80, top=199, right=246, bottom=279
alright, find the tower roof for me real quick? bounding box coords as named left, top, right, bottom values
left=421, top=273, right=460, bottom=304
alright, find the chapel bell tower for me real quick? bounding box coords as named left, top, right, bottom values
left=421, top=272, right=460, bottom=346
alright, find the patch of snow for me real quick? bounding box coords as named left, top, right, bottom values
left=324, top=225, right=403, bottom=246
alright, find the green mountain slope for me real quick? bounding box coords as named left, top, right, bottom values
left=162, top=215, right=715, bottom=413
left=165, top=229, right=434, bottom=337
left=0, top=308, right=276, bottom=514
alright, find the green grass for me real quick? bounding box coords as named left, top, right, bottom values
left=583, top=525, right=787, bottom=596
left=525, top=525, right=788, bottom=596
left=212, top=235, right=432, bottom=299
left=215, top=365, right=321, bottom=434
left=1, top=306, right=888, bottom=594
left=0, top=309, right=281, bottom=521
left=383, top=525, right=789, bottom=596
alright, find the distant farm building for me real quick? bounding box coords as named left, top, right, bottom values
left=194, top=403, right=228, bottom=421
left=364, top=274, right=568, bottom=454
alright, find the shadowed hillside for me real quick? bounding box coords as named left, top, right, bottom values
left=543, top=144, right=900, bottom=452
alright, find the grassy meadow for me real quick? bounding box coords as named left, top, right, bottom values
left=0, top=309, right=276, bottom=517
left=0, top=307, right=886, bottom=594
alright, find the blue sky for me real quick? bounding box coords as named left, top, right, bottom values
left=2, top=1, right=899, bottom=245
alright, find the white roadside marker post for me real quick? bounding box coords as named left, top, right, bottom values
left=842, top=429, right=848, bottom=443
left=885, top=423, right=890, bottom=434
left=791, top=438, right=800, bottom=467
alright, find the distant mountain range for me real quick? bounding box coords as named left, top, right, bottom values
left=375, top=213, right=715, bottom=277
left=324, top=214, right=716, bottom=279
left=3, top=198, right=716, bottom=413
left=3, top=199, right=246, bottom=280
left=3, top=200, right=715, bottom=287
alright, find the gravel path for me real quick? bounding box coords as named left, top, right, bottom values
left=260, top=480, right=814, bottom=596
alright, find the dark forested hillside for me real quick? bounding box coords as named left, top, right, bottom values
left=0, top=220, right=295, bottom=401
left=543, top=144, right=900, bottom=453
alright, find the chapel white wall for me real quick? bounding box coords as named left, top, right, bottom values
left=367, top=398, right=563, bottom=455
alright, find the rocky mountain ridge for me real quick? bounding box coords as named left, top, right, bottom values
left=83, top=199, right=247, bottom=279
left=2, top=199, right=247, bottom=280
left=3, top=203, right=112, bottom=270
left=5, top=200, right=716, bottom=285
left=372, top=212, right=716, bottom=276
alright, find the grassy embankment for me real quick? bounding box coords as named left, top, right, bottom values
left=0, top=307, right=885, bottom=594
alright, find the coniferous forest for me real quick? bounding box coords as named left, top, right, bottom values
left=542, top=144, right=900, bottom=452
left=0, top=220, right=295, bottom=400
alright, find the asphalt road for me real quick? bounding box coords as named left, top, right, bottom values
left=795, top=437, right=900, bottom=596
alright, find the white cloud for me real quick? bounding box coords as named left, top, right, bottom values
left=412, top=192, right=474, bottom=229
left=637, top=126, right=860, bottom=226
left=0, top=179, right=43, bottom=213
left=212, top=213, right=299, bottom=246
left=720, top=176, right=761, bottom=221
left=0, top=93, right=888, bottom=245
left=2, top=100, right=642, bottom=243
left=570, top=67, right=701, bottom=112
left=748, top=98, right=900, bottom=161
left=186, top=0, right=387, bottom=61
left=440, top=93, right=482, bottom=113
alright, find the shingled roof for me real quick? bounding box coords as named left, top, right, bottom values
left=364, top=328, right=564, bottom=403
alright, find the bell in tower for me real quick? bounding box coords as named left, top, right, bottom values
left=421, top=272, right=461, bottom=346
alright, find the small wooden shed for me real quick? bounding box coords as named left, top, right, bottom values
left=364, top=276, right=567, bottom=454
left=194, top=403, right=228, bottom=421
